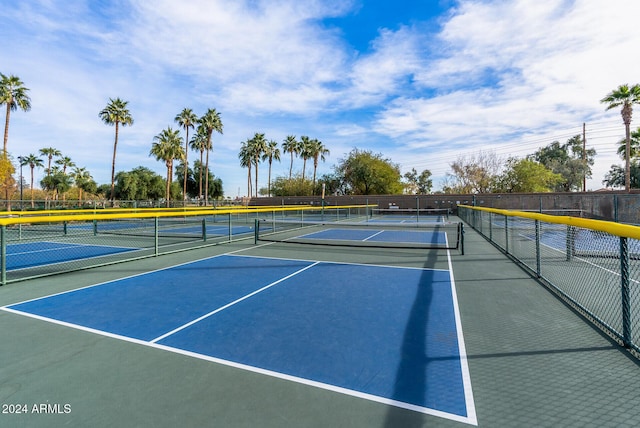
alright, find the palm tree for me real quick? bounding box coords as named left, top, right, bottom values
left=308, top=138, right=330, bottom=192
left=0, top=73, right=31, bottom=154
left=248, top=133, right=267, bottom=197
left=72, top=166, right=93, bottom=205
left=601, top=84, right=640, bottom=192
left=198, top=108, right=223, bottom=205
left=20, top=154, right=43, bottom=207
left=99, top=98, right=134, bottom=202
left=175, top=108, right=198, bottom=203
left=55, top=156, right=75, bottom=201
left=150, top=127, right=185, bottom=206
left=282, top=135, right=299, bottom=179
left=55, top=156, right=75, bottom=174
left=238, top=140, right=253, bottom=198
left=616, top=127, right=640, bottom=161
left=299, top=135, right=312, bottom=180
left=189, top=126, right=208, bottom=200
left=262, top=140, right=281, bottom=197
left=39, top=147, right=61, bottom=175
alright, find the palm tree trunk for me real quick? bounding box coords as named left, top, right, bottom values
left=110, top=122, right=120, bottom=204
left=247, top=166, right=252, bottom=198
left=204, top=147, right=210, bottom=205
left=183, top=128, right=189, bottom=203
left=268, top=160, right=273, bottom=197
left=254, top=160, right=259, bottom=198
left=625, top=119, right=631, bottom=192
left=289, top=153, right=293, bottom=179
left=3, top=102, right=11, bottom=153
left=199, top=149, right=204, bottom=201
left=166, top=163, right=171, bottom=208
left=30, top=166, right=34, bottom=208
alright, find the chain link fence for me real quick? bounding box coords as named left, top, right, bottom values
left=0, top=205, right=369, bottom=285
left=459, top=205, right=640, bottom=356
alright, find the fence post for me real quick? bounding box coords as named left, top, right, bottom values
left=505, top=215, right=509, bottom=254
left=535, top=220, right=541, bottom=277
left=1, top=225, right=5, bottom=285
left=620, top=237, right=632, bottom=348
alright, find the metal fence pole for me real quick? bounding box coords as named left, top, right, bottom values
left=620, top=236, right=632, bottom=348
left=1, top=226, right=5, bottom=285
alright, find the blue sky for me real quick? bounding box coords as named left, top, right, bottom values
left=1, top=0, right=639, bottom=198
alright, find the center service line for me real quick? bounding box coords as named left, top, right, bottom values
left=150, top=261, right=321, bottom=343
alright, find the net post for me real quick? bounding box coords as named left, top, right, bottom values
left=0, top=225, right=5, bottom=286
left=228, top=213, right=232, bottom=242
left=460, top=222, right=465, bottom=255
left=620, top=236, right=632, bottom=348
left=93, top=219, right=97, bottom=236
left=202, top=218, right=207, bottom=242
left=254, top=218, right=259, bottom=244
left=63, top=220, right=68, bottom=235
left=154, top=217, right=159, bottom=256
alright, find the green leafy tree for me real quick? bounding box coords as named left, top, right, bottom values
left=334, top=148, right=403, bottom=195
left=0, top=73, right=31, bottom=154
left=404, top=168, right=433, bottom=194
left=532, top=135, right=595, bottom=191
left=113, top=167, right=165, bottom=201
left=601, top=84, right=640, bottom=191
left=603, top=162, right=640, bottom=189
left=266, top=174, right=314, bottom=197
left=99, top=98, right=134, bottom=202
left=175, top=108, right=198, bottom=201
left=71, top=167, right=96, bottom=204
left=20, top=154, right=43, bottom=207
left=492, top=158, right=562, bottom=192
left=198, top=108, right=223, bottom=205
left=40, top=167, right=71, bottom=200
left=150, top=127, right=185, bottom=206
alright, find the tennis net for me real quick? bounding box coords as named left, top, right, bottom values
left=254, top=218, right=463, bottom=250
left=369, top=208, right=450, bottom=222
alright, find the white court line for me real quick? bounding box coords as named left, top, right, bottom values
left=446, top=237, right=478, bottom=426
left=149, top=261, right=320, bottom=343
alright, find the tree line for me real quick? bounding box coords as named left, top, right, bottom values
left=3, top=71, right=640, bottom=203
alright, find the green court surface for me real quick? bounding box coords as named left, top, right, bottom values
left=0, top=218, right=639, bottom=427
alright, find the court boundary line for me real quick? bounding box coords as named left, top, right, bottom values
left=447, top=244, right=478, bottom=425
left=0, top=250, right=477, bottom=425
left=0, top=304, right=476, bottom=425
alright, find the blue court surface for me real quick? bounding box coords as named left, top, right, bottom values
left=5, top=241, right=137, bottom=271
left=4, top=254, right=476, bottom=424
left=300, top=228, right=448, bottom=245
